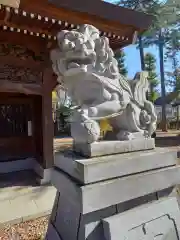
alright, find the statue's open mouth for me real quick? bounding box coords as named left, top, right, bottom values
left=66, top=57, right=93, bottom=70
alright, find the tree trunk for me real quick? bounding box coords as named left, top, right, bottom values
left=138, top=35, right=149, bottom=100
left=172, top=54, right=178, bottom=90
left=158, top=29, right=167, bottom=132
left=177, top=105, right=179, bottom=130
left=150, top=83, right=154, bottom=103
left=138, top=35, right=145, bottom=71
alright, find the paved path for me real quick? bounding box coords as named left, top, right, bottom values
left=0, top=139, right=72, bottom=227
left=54, top=138, right=72, bottom=152
left=156, top=130, right=180, bottom=137
left=0, top=171, right=56, bottom=227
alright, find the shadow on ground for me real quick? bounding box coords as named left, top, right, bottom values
left=0, top=170, right=53, bottom=202
left=155, top=135, right=180, bottom=148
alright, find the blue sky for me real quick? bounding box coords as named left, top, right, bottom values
left=105, top=0, right=177, bottom=89
left=104, top=0, right=162, bottom=78
left=123, top=45, right=160, bottom=78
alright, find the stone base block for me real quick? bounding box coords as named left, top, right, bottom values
left=74, top=138, right=155, bottom=157
left=47, top=165, right=180, bottom=240
left=47, top=148, right=180, bottom=240
left=103, top=197, right=180, bottom=240
left=51, top=166, right=180, bottom=214
left=54, top=148, right=178, bottom=184
left=46, top=223, right=62, bottom=240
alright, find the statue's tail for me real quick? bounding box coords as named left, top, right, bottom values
left=120, top=75, right=134, bottom=99
left=131, top=71, right=157, bottom=136
left=132, top=71, right=149, bottom=107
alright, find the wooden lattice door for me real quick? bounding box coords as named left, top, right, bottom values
left=0, top=104, right=31, bottom=137
left=0, top=96, right=35, bottom=161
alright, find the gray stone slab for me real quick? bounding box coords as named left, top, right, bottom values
left=81, top=166, right=180, bottom=214
left=78, top=206, right=117, bottom=240
left=52, top=171, right=82, bottom=240
left=51, top=192, right=60, bottom=223
left=49, top=168, right=117, bottom=240
left=74, top=138, right=155, bottom=157
left=54, top=148, right=178, bottom=184
left=46, top=223, right=62, bottom=240
left=51, top=170, right=117, bottom=240
left=51, top=166, right=180, bottom=214
left=0, top=185, right=56, bottom=226
left=117, top=192, right=158, bottom=213
left=103, top=197, right=180, bottom=240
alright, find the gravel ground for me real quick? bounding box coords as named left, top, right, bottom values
left=0, top=216, right=49, bottom=240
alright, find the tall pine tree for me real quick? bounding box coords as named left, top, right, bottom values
left=144, top=53, right=159, bottom=102
left=165, top=29, right=180, bottom=90
left=116, top=0, right=158, bottom=70
left=114, top=50, right=128, bottom=76
left=116, top=0, right=180, bottom=131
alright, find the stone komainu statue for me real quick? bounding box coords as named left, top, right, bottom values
left=51, top=24, right=157, bottom=143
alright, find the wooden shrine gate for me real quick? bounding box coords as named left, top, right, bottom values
left=0, top=40, right=55, bottom=171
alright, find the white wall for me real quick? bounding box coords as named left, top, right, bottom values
left=155, top=105, right=175, bottom=121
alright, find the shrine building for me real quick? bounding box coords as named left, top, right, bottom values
left=0, top=0, right=152, bottom=183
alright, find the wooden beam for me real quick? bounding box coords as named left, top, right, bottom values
left=0, top=81, right=43, bottom=95
left=0, top=20, right=55, bottom=38
left=0, top=95, right=33, bottom=103
left=0, top=55, right=45, bottom=71
left=19, top=0, right=141, bottom=37
left=48, top=0, right=153, bottom=30
left=0, top=30, right=49, bottom=56
left=0, top=2, right=139, bottom=49
left=0, top=18, right=133, bottom=49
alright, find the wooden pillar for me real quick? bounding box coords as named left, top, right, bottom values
left=42, top=69, right=57, bottom=169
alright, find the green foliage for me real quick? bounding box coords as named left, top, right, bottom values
left=114, top=50, right=128, bottom=76
left=142, top=0, right=180, bottom=45
left=56, top=104, right=72, bottom=134
left=116, top=0, right=180, bottom=130
left=144, top=53, right=159, bottom=102
left=166, top=29, right=180, bottom=58
left=165, top=29, right=180, bottom=90
left=116, top=1, right=162, bottom=70
left=118, top=0, right=180, bottom=47
left=166, top=69, right=180, bottom=90
left=116, top=0, right=157, bottom=10
left=117, top=0, right=180, bottom=88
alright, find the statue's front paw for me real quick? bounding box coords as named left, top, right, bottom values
left=143, top=130, right=150, bottom=138
left=71, top=120, right=100, bottom=144
left=116, top=131, right=134, bottom=141
left=140, top=110, right=151, bottom=125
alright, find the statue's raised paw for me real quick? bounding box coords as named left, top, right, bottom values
left=71, top=119, right=100, bottom=144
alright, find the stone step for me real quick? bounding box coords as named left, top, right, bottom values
left=54, top=148, right=178, bottom=184
left=52, top=165, right=180, bottom=214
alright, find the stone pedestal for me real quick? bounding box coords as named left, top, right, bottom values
left=73, top=138, right=155, bottom=157
left=46, top=147, right=180, bottom=240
